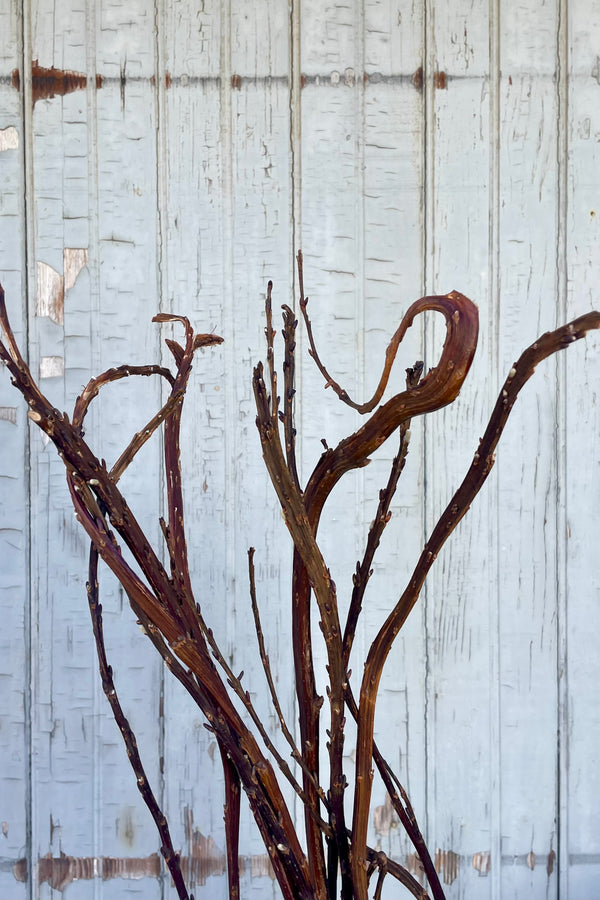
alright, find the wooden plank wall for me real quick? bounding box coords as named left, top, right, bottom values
left=0, top=1, right=599, bottom=897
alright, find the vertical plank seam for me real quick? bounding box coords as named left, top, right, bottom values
left=488, top=0, right=502, bottom=895
left=555, top=0, right=570, bottom=895
left=289, top=0, right=302, bottom=479
left=354, top=0, right=366, bottom=669
left=18, top=0, right=35, bottom=894
left=220, top=0, right=236, bottom=661
left=288, top=0, right=302, bottom=833
left=422, top=0, right=436, bottom=853
left=153, top=0, right=169, bottom=894
left=85, top=0, right=102, bottom=891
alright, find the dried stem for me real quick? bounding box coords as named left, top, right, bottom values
left=248, top=548, right=330, bottom=816
left=343, top=360, right=423, bottom=666
left=86, top=546, right=192, bottom=900
left=0, top=284, right=316, bottom=900
left=3, top=266, right=598, bottom=900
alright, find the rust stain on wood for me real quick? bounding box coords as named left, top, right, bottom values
left=11, top=62, right=103, bottom=104
left=434, top=70, right=447, bottom=89
left=547, top=849, right=556, bottom=876
left=150, top=72, right=172, bottom=88
left=231, top=74, right=242, bottom=89
left=412, top=66, right=423, bottom=91
left=527, top=849, right=536, bottom=870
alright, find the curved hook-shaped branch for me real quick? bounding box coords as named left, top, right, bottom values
left=303, top=291, right=479, bottom=530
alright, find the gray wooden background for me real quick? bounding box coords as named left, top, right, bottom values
left=1, top=0, right=600, bottom=897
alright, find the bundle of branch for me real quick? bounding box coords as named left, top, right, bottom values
left=1, top=270, right=599, bottom=900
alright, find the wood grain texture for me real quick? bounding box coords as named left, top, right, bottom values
left=0, top=1, right=599, bottom=898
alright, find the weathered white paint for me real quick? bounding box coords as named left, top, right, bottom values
left=0, top=1, right=599, bottom=898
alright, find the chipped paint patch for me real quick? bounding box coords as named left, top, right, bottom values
left=40, top=356, right=64, bottom=379
left=13, top=847, right=276, bottom=889
left=373, top=793, right=396, bottom=835
left=435, top=849, right=459, bottom=885
left=0, top=126, right=18, bottom=151
left=36, top=251, right=88, bottom=323
left=36, top=262, right=64, bottom=325
left=1, top=821, right=8, bottom=837
left=472, top=850, right=490, bottom=875
left=406, top=852, right=425, bottom=878
left=64, top=247, right=88, bottom=290
left=0, top=408, right=17, bottom=424
left=14, top=854, right=161, bottom=890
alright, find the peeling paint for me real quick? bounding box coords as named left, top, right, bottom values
left=40, top=356, right=65, bottom=379
left=36, top=262, right=64, bottom=324
left=547, top=849, right=556, bottom=876
left=435, top=849, right=459, bottom=885
left=472, top=850, right=490, bottom=875
left=0, top=126, right=18, bottom=151
left=406, top=852, right=425, bottom=878
left=14, top=854, right=161, bottom=890
left=63, top=248, right=88, bottom=291
left=36, top=251, right=88, bottom=324
left=12, top=848, right=277, bottom=890
left=373, top=793, right=396, bottom=835
left=183, top=806, right=226, bottom=886
left=0, top=408, right=17, bottom=424
left=527, top=849, right=536, bottom=870
left=249, top=854, right=275, bottom=880
left=1, top=821, right=8, bottom=837
left=434, top=71, right=447, bottom=90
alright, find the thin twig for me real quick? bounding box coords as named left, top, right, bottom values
left=192, top=582, right=331, bottom=823
left=343, top=361, right=423, bottom=665
left=248, top=548, right=330, bottom=811
left=86, top=546, right=192, bottom=900
left=281, top=304, right=300, bottom=490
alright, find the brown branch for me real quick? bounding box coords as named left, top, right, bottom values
left=281, top=304, right=301, bottom=490
left=350, top=310, right=600, bottom=898
left=290, top=288, right=477, bottom=899
left=219, top=744, right=241, bottom=900
left=342, top=680, right=444, bottom=900
left=254, top=357, right=350, bottom=898
left=86, top=546, right=192, bottom=900
left=248, top=548, right=330, bottom=816
left=1, top=286, right=316, bottom=900
left=343, top=361, right=423, bottom=666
